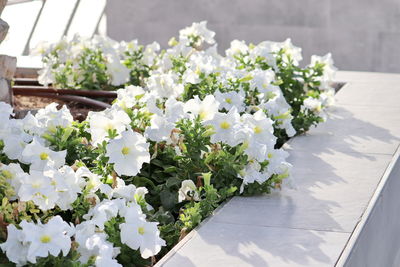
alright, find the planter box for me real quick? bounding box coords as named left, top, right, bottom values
left=156, top=71, right=400, bottom=267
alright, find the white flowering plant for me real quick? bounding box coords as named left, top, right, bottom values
left=35, top=35, right=158, bottom=90
left=1, top=22, right=337, bottom=266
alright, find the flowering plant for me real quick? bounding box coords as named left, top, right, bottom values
left=35, top=36, right=158, bottom=90
left=1, top=21, right=336, bottom=266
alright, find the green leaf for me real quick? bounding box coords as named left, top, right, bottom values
left=164, top=166, right=177, bottom=173
left=160, top=190, right=177, bottom=210
left=61, top=127, right=74, bottom=143
left=132, top=176, right=156, bottom=189
left=166, top=177, right=181, bottom=188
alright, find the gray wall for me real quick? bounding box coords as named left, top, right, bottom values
left=106, top=0, right=400, bottom=73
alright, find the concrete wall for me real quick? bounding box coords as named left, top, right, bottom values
left=106, top=0, right=400, bottom=73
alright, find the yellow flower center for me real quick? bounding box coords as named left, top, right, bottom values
left=104, top=123, right=115, bottom=131
left=40, top=152, right=49, bottom=160
left=160, top=78, right=166, bottom=87
left=40, top=235, right=52, bottom=243
left=138, top=226, right=145, bottom=235
left=219, top=121, right=231, bottom=130
left=87, top=180, right=95, bottom=190
left=32, top=182, right=42, bottom=189
left=199, top=111, right=207, bottom=120
left=225, top=98, right=232, bottom=104
left=254, top=126, right=263, bottom=134
left=268, top=153, right=273, bottom=159
left=121, top=146, right=130, bottom=155
left=275, top=111, right=291, bottom=120
left=195, top=67, right=201, bottom=75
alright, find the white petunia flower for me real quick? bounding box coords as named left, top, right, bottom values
left=106, top=129, right=150, bottom=177
left=74, top=221, right=121, bottom=265
left=133, top=187, right=153, bottom=211
left=179, top=21, right=215, bottom=47
left=21, top=137, right=66, bottom=171
left=119, top=218, right=166, bottom=259
left=225, top=40, right=249, bottom=58
left=1, top=118, right=33, bottom=160
left=242, top=110, right=276, bottom=146
left=146, top=72, right=184, bottom=99
left=115, top=85, right=145, bottom=109
left=96, top=257, right=123, bottom=267
left=119, top=201, right=146, bottom=221
left=18, top=169, right=59, bottom=210
left=76, top=166, right=102, bottom=193
left=20, top=111, right=41, bottom=135
left=204, top=107, right=242, bottom=147
left=258, top=92, right=295, bottom=137
left=182, top=68, right=200, bottom=84
left=178, top=179, right=200, bottom=203
left=35, top=103, right=73, bottom=132
left=271, top=38, right=302, bottom=66
left=0, top=102, right=14, bottom=125
left=105, top=53, right=130, bottom=86
left=249, top=41, right=277, bottom=67
left=0, top=224, right=29, bottom=266
left=309, top=53, right=337, bottom=89
left=82, top=199, right=125, bottom=230
left=2, top=133, right=30, bottom=161
left=243, top=139, right=270, bottom=162
left=142, top=41, right=160, bottom=66
left=45, top=165, right=85, bottom=210
left=0, top=163, right=28, bottom=199
left=265, top=149, right=291, bottom=176
left=111, top=178, right=137, bottom=202
left=37, top=62, right=56, bottom=86
left=187, top=51, right=218, bottom=75
left=214, top=90, right=245, bottom=112
left=184, top=95, right=220, bottom=121
left=87, top=106, right=131, bottom=146
left=20, top=216, right=74, bottom=264
left=249, top=68, right=277, bottom=94
left=238, top=160, right=270, bottom=193
left=164, top=97, right=187, bottom=123
left=144, top=114, right=175, bottom=142
left=302, top=97, right=322, bottom=113
left=319, top=88, right=335, bottom=107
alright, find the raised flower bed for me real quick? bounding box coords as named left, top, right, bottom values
left=155, top=71, right=400, bottom=267
left=0, top=22, right=338, bottom=266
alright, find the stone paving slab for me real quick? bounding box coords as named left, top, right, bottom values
left=335, top=82, right=400, bottom=107
left=335, top=71, right=400, bottom=83
left=161, top=222, right=350, bottom=267
left=209, top=153, right=391, bottom=233
left=285, top=105, right=400, bottom=155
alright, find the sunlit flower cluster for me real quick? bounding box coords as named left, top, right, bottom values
left=1, top=21, right=336, bottom=266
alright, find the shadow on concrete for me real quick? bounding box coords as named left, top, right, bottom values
left=159, top=104, right=400, bottom=266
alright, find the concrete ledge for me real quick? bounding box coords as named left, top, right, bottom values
left=156, top=71, right=400, bottom=267
left=338, top=146, right=400, bottom=267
